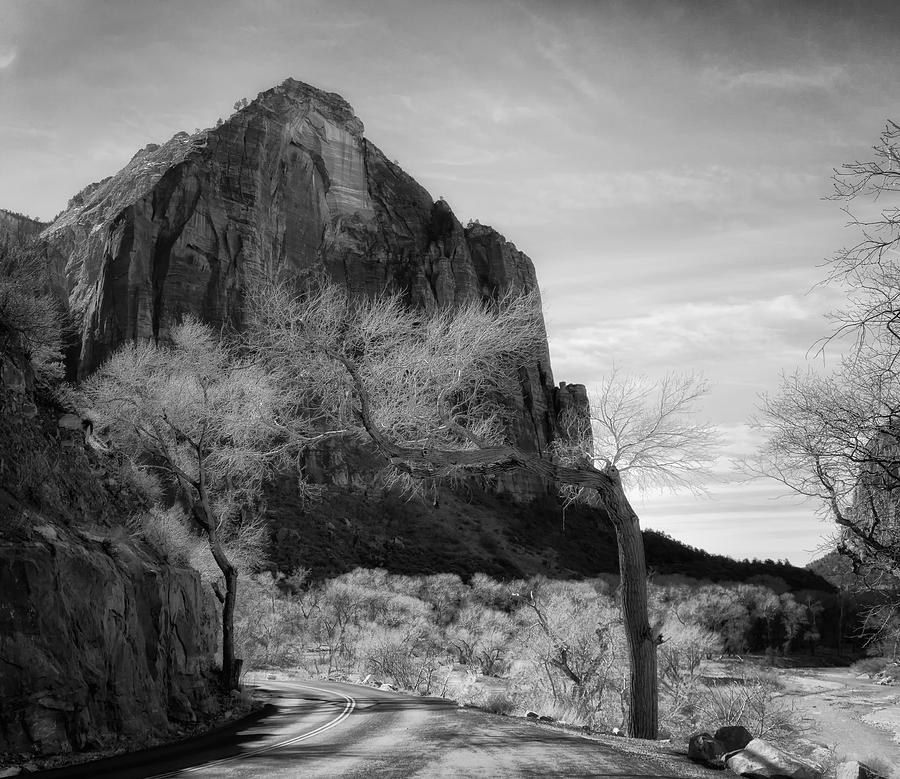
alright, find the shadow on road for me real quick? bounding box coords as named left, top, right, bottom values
left=31, top=692, right=455, bottom=778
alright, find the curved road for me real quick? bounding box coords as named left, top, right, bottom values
left=37, top=679, right=709, bottom=778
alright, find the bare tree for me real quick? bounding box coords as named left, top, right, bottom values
left=81, top=318, right=303, bottom=688
left=754, top=120, right=900, bottom=651
left=0, top=241, right=65, bottom=384
left=246, top=282, right=719, bottom=738
left=553, top=370, right=719, bottom=737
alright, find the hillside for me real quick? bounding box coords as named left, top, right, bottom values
left=267, top=479, right=833, bottom=592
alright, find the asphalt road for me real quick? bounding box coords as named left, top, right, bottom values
left=35, top=679, right=707, bottom=778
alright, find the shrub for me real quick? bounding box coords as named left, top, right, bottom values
left=477, top=691, right=516, bottom=715
left=695, top=670, right=801, bottom=746
left=850, top=656, right=893, bottom=675
left=129, top=507, right=197, bottom=566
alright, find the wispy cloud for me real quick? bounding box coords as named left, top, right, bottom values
left=704, top=64, right=847, bottom=92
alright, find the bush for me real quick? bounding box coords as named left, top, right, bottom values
left=850, top=656, right=893, bottom=675
left=129, top=507, right=197, bottom=566
left=695, top=670, right=801, bottom=746
left=477, top=691, right=516, bottom=715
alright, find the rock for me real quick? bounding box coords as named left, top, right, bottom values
left=525, top=711, right=539, bottom=719
left=38, top=77, right=582, bottom=500
left=688, top=732, right=727, bottom=767
left=538, top=715, right=554, bottom=723
left=0, top=532, right=219, bottom=756
left=32, top=525, right=58, bottom=542
left=726, top=738, right=822, bottom=779
left=714, top=724, right=753, bottom=752
left=0, top=209, right=46, bottom=245
left=836, top=760, right=888, bottom=779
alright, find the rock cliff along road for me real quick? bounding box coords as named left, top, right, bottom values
left=35, top=679, right=714, bottom=778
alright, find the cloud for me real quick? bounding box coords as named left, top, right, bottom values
left=552, top=292, right=830, bottom=376
left=704, top=64, right=847, bottom=92
left=0, top=47, right=17, bottom=69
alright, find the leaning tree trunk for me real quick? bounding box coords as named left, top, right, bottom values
left=611, top=515, right=658, bottom=738
left=603, top=471, right=658, bottom=740
left=208, top=533, right=241, bottom=690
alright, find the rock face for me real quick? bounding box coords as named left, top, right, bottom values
left=39, top=78, right=571, bottom=470
left=0, top=532, right=219, bottom=755
left=0, top=209, right=46, bottom=246
left=0, top=347, right=220, bottom=758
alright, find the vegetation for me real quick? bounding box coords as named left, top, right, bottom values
left=247, top=282, right=720, bottom=738
left=0, top=240, right=65, bottom=385
left=234, top=567, right=807, bottom=744
left=80, top=319, right=286, bottom=688
left=755, top=121, right=900, bottom=656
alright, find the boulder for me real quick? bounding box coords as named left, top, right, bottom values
left=525, top=711, right=539, bottom=719
left=714, top=724, right=753, bottom=753
left=725, top=738, right=822, bottom=779
left=687, top=732, right=727, bottom=767
left=836, top=760, right=888, bottom=779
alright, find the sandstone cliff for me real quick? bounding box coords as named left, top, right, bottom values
left=0, top=209, right=46, bottom=246
left=0, top=347, right=220, bottom=760
left=39, top=78, right=566, bottom=465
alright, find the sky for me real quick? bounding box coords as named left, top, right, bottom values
left=2, top=0, right=900, bottom=565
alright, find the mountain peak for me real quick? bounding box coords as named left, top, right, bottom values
left=237, top=77, right=364, bottom=136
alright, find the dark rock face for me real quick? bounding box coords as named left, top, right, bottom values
left=0, top=347, right=219, bottom=758
left=0, top=533, right=218, bottom=755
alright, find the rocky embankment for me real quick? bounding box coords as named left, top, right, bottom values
left=0, top=349, right=220, bottom=764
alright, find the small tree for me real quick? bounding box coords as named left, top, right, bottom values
left=246, top=282, right=719, bottom=738
left=81, top=318, right=292, bottom=688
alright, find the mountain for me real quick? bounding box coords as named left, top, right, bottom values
left=22, top=77, right=826, bottom=589
left=38, top=79, right=576, bottom=477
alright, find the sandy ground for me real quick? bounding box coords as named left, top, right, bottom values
left=780, top=667, right=900, bottom=775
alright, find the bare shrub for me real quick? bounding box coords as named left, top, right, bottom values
left=850, top=656, right=893, bottom=675
left=118, top=460, right=165, bottom=504
left=696, top=670, right=801, bottom=746
left=128, top=507, right=198, bottom=566
left=658, top=619, right=720, bottom=719
left=477, top=690, right=516, bottom=716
